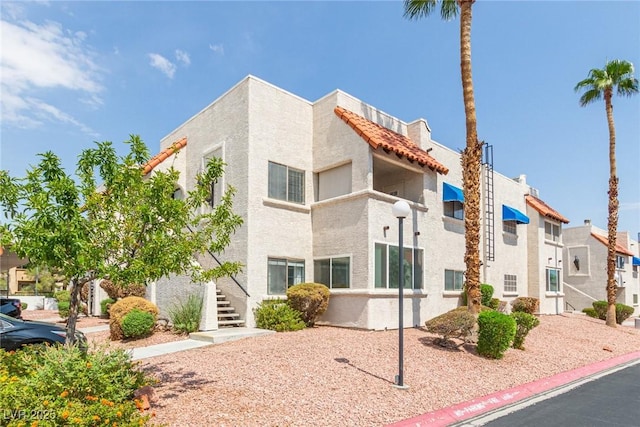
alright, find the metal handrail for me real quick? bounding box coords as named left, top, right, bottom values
left=186, top=225, right=250, bottom=297
left=565, top=301, right=576, bottom=312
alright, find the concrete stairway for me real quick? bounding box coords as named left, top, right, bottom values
left=216, top=288, right=244, bottom=327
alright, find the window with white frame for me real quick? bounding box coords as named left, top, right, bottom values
left=544, top=222, right=560, bottom=242
left=444, top=269, right=464, bottom=291
left=314, top=257, right=350, bottom=289
left=633, top=294, right=638, bottom=305
left=616, top=255, right=625, bottom=269
left=374, top=243, right=423, bottom=289
left=504, top=274, right=517, bottom=293
left=268, top=161, right=304, bottom=204
left=267, top=258, right=305, bottom=295
left=444, top=201, right=464, bottom=220
left=503, top=221, right=517, bottom=235
left=546, top=268, right=560, bottom=292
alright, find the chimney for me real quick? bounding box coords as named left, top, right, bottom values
left=407, top=119, right=431, bottom=150
left=584, top=219, right=591, bottom=226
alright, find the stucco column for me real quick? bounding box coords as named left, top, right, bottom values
left=201, top=280, right=219, bottom=331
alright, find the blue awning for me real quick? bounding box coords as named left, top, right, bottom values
left=443, top=183, right=464, bottom=202
left=502, top=205, right=530, bottom=224
left=633, top=256, right=640, bottom=266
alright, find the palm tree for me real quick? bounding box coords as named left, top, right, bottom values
left=404, top=0, right=482, bottom=314
left=575, top=59, right=638, bottom=327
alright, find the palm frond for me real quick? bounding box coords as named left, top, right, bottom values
left=578, top=89, right=602, bottom=107
left=403, top=0, right=438, bottom=20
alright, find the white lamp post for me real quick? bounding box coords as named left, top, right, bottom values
left=392, top=200, right=410, bottom=389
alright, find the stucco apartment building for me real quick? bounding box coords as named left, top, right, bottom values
left=147, top=75, right=570, bottom=330
left=563, top=222, right=640, bottom=315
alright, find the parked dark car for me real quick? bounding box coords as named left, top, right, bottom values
left=0, top=313, right=87, bottom=352
left=0, top=297, right=22, bottom=318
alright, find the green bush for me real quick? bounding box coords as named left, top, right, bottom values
left=488, top=298, right=500, bottom=311
left=582, top=307, right=598, bottom=318
left=511, top=312, right=540, bottom=350
left=54, top=289, right=70, bottom=302
left=57, top=301, right=70, bottom=319
left=286, top=283, right=330, bottom=327
left=425, top=307, right=475, bottom=345
left=168, top=294, right=204, bottom=334
left=592, top=300, right=608, bottom=320
left=121, top=309, right=155, bottom=339
left=21, top=302, right=28, bottom=310
left=616, top=303, right=634, bottom=324
left=100, top=298, right=116, bottom=317
left=511, top=297, right=539, bottom=314
left=254, top=299, right=306, bottom=332
left=0, top=344, right=152, bottom=426
left=462, top=283, right=494, bottom=307
left=477, top=311, right=516, bottom=359
left=590, top=301, right=634, bottom=324
left=109, top=296, right=159, bottom=341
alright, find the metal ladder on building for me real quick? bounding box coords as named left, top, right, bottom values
left=483, top=144, right=495, bottom=262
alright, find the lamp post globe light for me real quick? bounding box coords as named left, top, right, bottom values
left=392, top=200, right=410, bottom=390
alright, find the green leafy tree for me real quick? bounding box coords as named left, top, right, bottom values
left=575, top=60, right=638, bottom=327
left=0, top=135, right=243, bottom=342
left=24, top=265, right=62, bottom=294
left=404, top=0, right=483, bottom=314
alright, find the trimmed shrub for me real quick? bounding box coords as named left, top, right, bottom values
left=100, top=298, right=116, bottom=317
left=477, top=311, right=516, bottom=359
left=109, top=296, right=159, bottom=340
left=425, top=307, right=475, bottom=346
left=254, top=299, right=306, bottom=332
left=286, top=283, right=330, bottom=327
left=616, top=303, right=634, bottom=324
left=511, top=297, right=539, bottom=314
left=57, top=301, right=70, bottom=319
left=122, top=309, right=155, bottom=338
left=592, top=300, right=608, bottom=320
left=480, top=284, right=494, bottom=307
left=511, top=311, right=540, bottom=350
left=488, top=298, right=501, bottom=311
left=21, top=302, right=28, bottom=310
left=582, top=307, right=598, bottom=319
left=54, top=290, right=70, bottom=303
left=168, top=294, right=204, bottom=334
left=590, top=301, right=633, bottom=324
left=0, top=344, right=152, bottom=426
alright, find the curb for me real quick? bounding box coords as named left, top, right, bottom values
left=387, top=350, right=640, bottom=427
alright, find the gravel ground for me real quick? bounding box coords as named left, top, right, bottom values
left=137, top=313, right=640, bottom=427
left=21, top=311, right=640, bottom=426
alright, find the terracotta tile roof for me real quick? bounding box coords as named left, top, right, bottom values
left=525, top=195, right=570, bottom=224
left=334, top=106, right=448, bottom=175
left=590, top=233, right=635, bottom=256
left=142, top=137, right=187, bottom=175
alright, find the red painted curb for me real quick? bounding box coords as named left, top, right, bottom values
left=387, top=350, right=640, bottom=427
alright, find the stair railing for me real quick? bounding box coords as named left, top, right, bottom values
left=186, top=225, right=250, bottom=297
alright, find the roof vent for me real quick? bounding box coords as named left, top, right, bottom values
left=584, top=219, right=591, bottom=225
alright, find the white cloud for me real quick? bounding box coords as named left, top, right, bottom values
left=175, top=49, right=190, bottom=66
left=148, top=53, right=176, bottom=78
left=209, top=43, right=224, bottom=55
left=0, top=16, right=102, bottom=135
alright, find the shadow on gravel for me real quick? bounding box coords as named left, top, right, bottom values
left=334, top=357, right=394, bottom=385
left=143, top=362, right=214, bottom=405
left=416, top=329, right=477, bottom=355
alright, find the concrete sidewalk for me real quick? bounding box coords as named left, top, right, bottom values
left=387, top=350, right=640, bottom=427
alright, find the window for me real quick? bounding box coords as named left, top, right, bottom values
left=444, top=270, right=464, bottom=291
left=616, top=255, right=625, bottom=269
left=546, top=268, right=560, bottom=292
left=267, top=258, right=304, bottom=295
left=545, top=222, right=560, bottom=242
left=503, top=221, right=517, bottom=235
left=504, top=274, right=517, bottom=293
left=268, top=161, right=304, bottom=204
left=444, top=201, right=464, bottom=220
left=374, top=243, right=423, bottom=289
left=633, top=294, right=638, bottom=305
left=314, top=257, right=350, bottom=289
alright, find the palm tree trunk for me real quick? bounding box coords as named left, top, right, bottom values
left=605, top=90, right=618, bottom=327
left=459, top=0, right=482, bottom=315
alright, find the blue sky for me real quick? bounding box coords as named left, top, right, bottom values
left=1, top=1, right=639, bottom=235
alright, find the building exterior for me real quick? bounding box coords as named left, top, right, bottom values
left=148, top=75, right=569, bottom=330
left=563, top=221, right=640, bottom=315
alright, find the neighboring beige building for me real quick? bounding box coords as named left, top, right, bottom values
left=147, top=75, right=569, bottom=330
left=563, top=221, right=640, bottom=315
